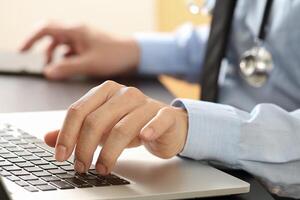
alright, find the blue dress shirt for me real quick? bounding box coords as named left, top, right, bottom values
left=135, top=0, right=300, bottom=198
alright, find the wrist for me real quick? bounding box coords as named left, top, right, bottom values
left=117, top=37, right=140, bottom=72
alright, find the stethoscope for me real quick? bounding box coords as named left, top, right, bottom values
left=186, top=0, right=274, bottom=87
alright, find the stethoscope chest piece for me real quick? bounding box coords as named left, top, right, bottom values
left=239, top=46, right=273, bottom=87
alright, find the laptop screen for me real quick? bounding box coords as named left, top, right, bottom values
left=0, top=177, right=11, bottom=200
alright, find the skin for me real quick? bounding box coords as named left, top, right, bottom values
left=20, top=22, right=140, bottom=80
left=21, top=22, right=189, bottom=175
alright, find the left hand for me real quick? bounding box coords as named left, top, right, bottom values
left=44, top=80, right=188, bottom=175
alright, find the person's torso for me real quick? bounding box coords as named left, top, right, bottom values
left=218, top=0, right=300, bottom=112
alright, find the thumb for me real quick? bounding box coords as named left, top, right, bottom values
left=44, top=129, right=59, bottom=147
left=43, top=56, right=87, bottom=80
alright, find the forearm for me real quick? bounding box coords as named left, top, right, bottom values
left=172, top=99, right=300, bottom=199
left=135, top=24, right=209, bottom=82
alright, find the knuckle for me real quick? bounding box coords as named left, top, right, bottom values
left=102, top=80, right=117, bottom=88
left=83, top=114, right=98, bottom=131
left=159, top=107, right=173, bottom=115
left=111, top=124, right=128, bottom=138
left=67, top=103, right=83, bottom=118
left=158, top=107, right=175, bottom=125
left=123, top=87, right=144, bottom=100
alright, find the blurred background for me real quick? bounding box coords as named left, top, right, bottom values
left=0, top=0, right=209, bottom=50
left=0, top=0, right=210, bottom=99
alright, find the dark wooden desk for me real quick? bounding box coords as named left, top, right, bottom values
left=0, top=74, right=276, bottom=200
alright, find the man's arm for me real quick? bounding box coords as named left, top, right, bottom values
left=135, top=24, right=209, bottom=82
left=172, top=99, right=300, bottom=199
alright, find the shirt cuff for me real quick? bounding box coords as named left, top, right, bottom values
left=171, top=98, right=241, bottom=166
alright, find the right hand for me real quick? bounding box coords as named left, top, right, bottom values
left=20, top=22, right=140, bottom=80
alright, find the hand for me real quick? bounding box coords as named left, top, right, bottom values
left=20, top=22, right=140, bottom=80
left=44, top=80, right=188, bottom=175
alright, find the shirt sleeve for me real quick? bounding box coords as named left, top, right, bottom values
left=172, top=98, right=300, bottom=199
left=134, top=23, right=209, bottom=82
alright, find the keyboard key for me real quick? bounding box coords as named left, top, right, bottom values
left=56, top=173, right=75, bottom=179
left=24, top=186, right=38, bottom=192
left=19, top=144, right=36, bottom=149
left=3, top=165, right=21, bottom=171
left=18, top=135, right=35, bottom=139
left=65, top=171, right=76, bottom=176
left=60, top=165, right=75, bottom=171
left=86, top=179, right=110, bottom=187
left=24, top=167, right=42, bottom=172
left=15, top=151, right=32, bottom=157
left=41, top=176, right=60, bottom=182
left=7, top=175, right=20, bottom=182
left=0, top=161, right=13, bottom=167
left=65, top=177, right=92, bottom=188
left=105, top=174, right=130, bottom=185
left=106, top=178, right=130, bottom=185
left=43, top=156, right=56, bottom=162
left=10, top=141, right=28, bottom=145
left=23, top=138, right=44, bottom=144
left=50, top=180, right=75, bottom=189
left=7, top=147, right=24, bottom=152
left=0, top=148, right=9, bottom=154
left=19, top=175, right=38, bottom=181
left=48, top=169, right=67, bottom=175
left=0, top=170, right=11, bottom=177
left=77, top=173, right=97, bottom=180
left=32, top=171, right=52, bottom=177
left=35, top=152, right=53, bottom=157
left=1, top=153, right=17, bottom=159
left=16, top=162, right=34, bottom=168
left=35, top=143, right=55, bottom=153
left=28, top=180, right=47, bottom=186
left=88, top=169, right=98, bottom=175
left=31, top=160, right=48, bottom=165
left=11, top=170, right=30, bottom=176
left=40, top=164, right=57, bottom=170
left=27, top=148, right=44, bottom=153
left=0, top=143, right=15, bottom=148
left=52, top=161, right=70, bottom=166
left=15, top=180, right=29, bottom=187
left=22, top=155, right=40, bottom=161
left=7, top=157, right=26, bottom=163
left=37, top=184, right=57, bottom=191
left=5, top=137, right=20, bottom=142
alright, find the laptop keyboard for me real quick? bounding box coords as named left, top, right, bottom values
left=0, top=124, right=130, bottom=192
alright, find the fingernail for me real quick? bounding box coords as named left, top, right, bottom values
left=55, top=145, right=66, bottom=161
left=75, top=160, right=86, bottom=173
left=96, top=163, right=107, bottom=175
left=141, top=127, right=154, bottom=140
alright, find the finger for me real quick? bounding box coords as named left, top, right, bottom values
left=140, top=107, right=175, bottom=142
left=46, top=39, right=59, bottom=64
left=64, top=48, right=75, bottom=58
left=74, top=87, right=146, bottom=173
left=20, top=24, right=69, bottom=52
left=43, top=56, right=87, bottom=80
left=54, top=81, right=122, bottom=162
left=96, top=101, right=160, bottom=175
left=44, top=130, right=59, bottom=147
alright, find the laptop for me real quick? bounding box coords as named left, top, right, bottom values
left=0, top=110, right=250, bottom=200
